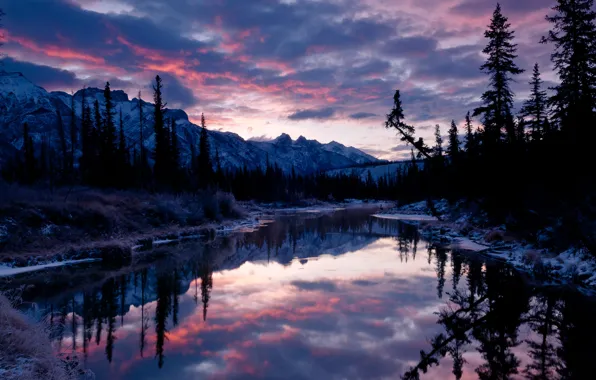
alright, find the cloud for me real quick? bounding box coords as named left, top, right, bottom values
left=149, top=73, right=197, bottom=109
left=288, top=107, right=336, bottom=121
left=0, top=57, right=78, bottom=89
left=350, top=112, right=378, bottom=120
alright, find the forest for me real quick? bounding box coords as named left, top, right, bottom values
left=1, top=1, right=596, bottom=251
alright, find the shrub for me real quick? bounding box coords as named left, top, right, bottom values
left=0, top=294, right=79, bottom=380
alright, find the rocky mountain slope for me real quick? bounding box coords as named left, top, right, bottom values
left=0, top=71, right=379, bottom=174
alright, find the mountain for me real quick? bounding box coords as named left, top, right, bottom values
left=0, top=71, right=379, bottom=174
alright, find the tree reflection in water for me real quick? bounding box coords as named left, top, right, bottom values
left=402, top=250, right=596, bottom=380
left=5, top=212, right=596, bottom=378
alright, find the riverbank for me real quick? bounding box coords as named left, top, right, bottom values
left=0, top=185, right=392, bottom=277
left=375, top=200, right=596, bottom=290
left=0, top=185, right=246, bottom=271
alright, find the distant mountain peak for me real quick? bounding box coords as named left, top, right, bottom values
left=274, top=133, right=292, bottom=145
left=0, top=74, right=380, bottom=174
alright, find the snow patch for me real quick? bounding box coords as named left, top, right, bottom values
left=373, top=214, right=438, bottom=221
left=450, top=238, right=490, bottom=252
left=0, top=259, right=100, bottom=277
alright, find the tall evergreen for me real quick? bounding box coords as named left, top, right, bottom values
left=541, top=0, right=596, bottom=141
left=153, top=75, right=167, bottom=184
left=464, top=112, right=475, bottom=153
left=474, top=3, right=524, bottom=146
left=520, top=63, right=549, bottom=141
left=447, top=120, right=460, bottom=158
left=138, top=91, right=146, bottom=167
left=433, top=125, right=443, bottom=158
left=102, top=82, right=117, bottom=162
left=198, top=113, right=213, bottom=187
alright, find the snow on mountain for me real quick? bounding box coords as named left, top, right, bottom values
left=0, top=71, right=379, bottom=174
left=326, top=161, right=424, bottom=181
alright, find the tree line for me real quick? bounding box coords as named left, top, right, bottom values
left=2, top=0, right=596, bottom=215
left=384, top=1, right=596, bottom=248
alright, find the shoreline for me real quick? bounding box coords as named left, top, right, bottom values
left=374, top=200, right=596, bottom=292
left=0, top=199, right=392, bottom=278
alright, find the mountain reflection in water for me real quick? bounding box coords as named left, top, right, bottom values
left=8, top=210, right=596, bottom=379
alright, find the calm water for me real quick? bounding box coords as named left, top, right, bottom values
left=4, top=210, right=596, bottom=379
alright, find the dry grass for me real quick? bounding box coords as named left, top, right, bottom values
left=0, top=183, right=245, bottom=258
left=0, top=294, right=79, bottom=380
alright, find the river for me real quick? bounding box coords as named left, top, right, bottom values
left=2, top=209, right=596, bottom=379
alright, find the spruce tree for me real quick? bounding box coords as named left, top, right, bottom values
left=447, top=120, right=460, bottom=159
left=153, top=75, right=167, bottom=184
left=473, top=4, right=524, bottom=146
left=520, top=63, right=548, bottom=141
left=138, top=91, right=145, bottom=167
left=433, top=125, right=443, bottom=158
left=541, top=0, right=596, bottom=141
left=198, top=113, right=212, bottom=187
left=103, top=82, right=117, bottom=162
left=464, top=112, right=475, bottom=153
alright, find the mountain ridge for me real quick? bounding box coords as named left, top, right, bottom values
left=0, top=71, right=379, bottom=174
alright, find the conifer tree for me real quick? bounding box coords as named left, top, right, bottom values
left=385, top=90, right=433, bottom=159
left=447, top=120, right=460, bottom=159
left=464, top=112, right=476, bottom=153
left=198, top=113, right=212, bottom=187
left=541, top=0, right=596, bottom=141
left=153, top=75, right=167, bottom=184
left=520, top=63, right=548, bottom=141
left=474, top=4, right=524, bottom=146
left=434, top=125, right=443, bottom=158
left=103, top=82, right=117, bottom=162
left=138, top=91, right=146, bottom=168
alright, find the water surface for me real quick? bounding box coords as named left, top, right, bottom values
left=5, top=210, right=596, bottom=379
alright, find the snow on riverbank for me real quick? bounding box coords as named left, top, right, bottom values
left=0, top=259, right=100, bottom=278
left=380, top=199, right=596, bottom=290
left=373, top=214, right=438, bottom=221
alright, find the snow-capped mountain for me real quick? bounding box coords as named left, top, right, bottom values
left=0, top=71, right=379, bottom=173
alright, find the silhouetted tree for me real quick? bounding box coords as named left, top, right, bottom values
left=541, top=0, right=596, bottom=141
left=520, top=63, right=549, bottom=141
left=198, top=113, right=213, bottom=187
left=474, top=3, right=524, bottom=146
left=447, top=120, right=460, bottom=159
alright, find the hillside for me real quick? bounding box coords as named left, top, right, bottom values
left=0, top=72, right=379, bottom=174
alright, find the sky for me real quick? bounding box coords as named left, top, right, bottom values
left=0, top=0, right=557, bottom=160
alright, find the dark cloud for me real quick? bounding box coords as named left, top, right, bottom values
left=346, top=60, right=391, bottom=78
left=288, top=107, right=336, bottom=121
left=384, top=36, right=438, bottom=57
left=0, top=57, right=78, bottom=89
left=350, top=112, right=378, bottom=120
left=450, top=0, right=551, bottom=17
